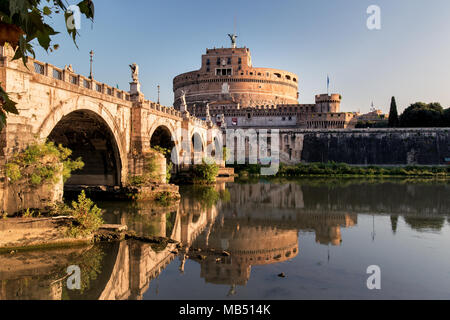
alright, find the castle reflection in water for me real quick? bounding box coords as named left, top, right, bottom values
left=1, top=180, right=449, bottom=300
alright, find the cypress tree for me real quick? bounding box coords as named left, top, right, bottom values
left=388, top=97, right=399, bottom=127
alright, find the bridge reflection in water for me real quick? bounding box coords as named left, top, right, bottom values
left=1, top=180, right=449, bottom=300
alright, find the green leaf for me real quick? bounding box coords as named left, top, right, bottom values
left=78, top=0, right=95, bottom=20
left=43, top=6, right=52, bottom=16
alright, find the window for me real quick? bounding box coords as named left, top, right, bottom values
left=117, top=91, right=122, bottom=99
left=107, top=88, right=112, bottom=95
left=216, top=58, right=220, bottom=65
left=53, top=69, right=62, bottom=80
left=274, top=73, right=281, bottom=78
left=206, top=67, right=210, bottom=72
left=238, top=57, right=242, bottom=64
left=227, top=57, right=231, bottom=64
left=34, top=62, right=45, bottom=75
left=96, top=84, right=102, bottom=93
left=83, top=79, right=90, bottom=88
left=206, top=59, right=210, bottom=65
left=216, top=68, right=232, bottom=76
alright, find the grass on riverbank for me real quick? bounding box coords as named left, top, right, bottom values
left=231, top=162, right=450, bottom=178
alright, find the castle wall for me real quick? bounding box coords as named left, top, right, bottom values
left=280, top=128, right=450, bottom=165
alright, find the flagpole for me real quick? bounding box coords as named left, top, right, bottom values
left=327, top=75, right=329, bottom=95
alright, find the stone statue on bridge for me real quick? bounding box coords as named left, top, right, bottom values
left=129, top=63, right=139, bottom=82
left=205, top=102, right=211, bottom=122
left=180, top=90, right=188, bottom=112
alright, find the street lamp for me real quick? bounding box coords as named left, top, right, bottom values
left=89, top=50, right=94, bottom=79
left=157, top=85, right=160, bottom=105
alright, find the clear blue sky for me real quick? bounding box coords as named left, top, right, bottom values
left=34, top=0, right=450, bottom=113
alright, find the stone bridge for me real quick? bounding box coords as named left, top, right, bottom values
left=0, top=46, right=222, bottom=212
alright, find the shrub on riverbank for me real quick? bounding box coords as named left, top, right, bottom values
left=192, top=160, right=219, bottom=184
left=52, top=191, right=104, bottom=238
left=5, top=142, right=84, bottom=186
left=232, top=162, right=449, bottom=178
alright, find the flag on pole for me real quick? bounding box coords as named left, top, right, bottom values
left=327, top=75, right=330, bottom=94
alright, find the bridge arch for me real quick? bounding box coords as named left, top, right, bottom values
left=149, top=123, right=180, bottom=172
left=191, top=131, right=204, bottom=164
left=38, top=97, right=127, bottom=186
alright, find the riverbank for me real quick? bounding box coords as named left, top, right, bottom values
left=231, top=163, right=450, bottom=179
left=0, top=216, right=181, bottom=252
left=0, top=217, right=94, bottom=253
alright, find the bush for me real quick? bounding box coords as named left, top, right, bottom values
left=65, top=191, right=104, bottom=238
left=5, top=142, right=84, bottom=186
left=192, top=160, right=219, bottom=184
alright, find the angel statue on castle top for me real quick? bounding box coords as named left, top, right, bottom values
left=129, top=63, right=139, bottom=82
left=228, top=33, right=237, bottom=48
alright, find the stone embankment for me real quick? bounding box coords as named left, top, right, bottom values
left=0, top=217, right=92, bottom=252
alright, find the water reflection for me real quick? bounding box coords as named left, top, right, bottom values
left=0, top=179, right=449, bottom=300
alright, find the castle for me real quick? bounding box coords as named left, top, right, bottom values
left=173, top=35, right=359, bottom=129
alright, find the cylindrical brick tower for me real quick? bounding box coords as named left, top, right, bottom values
left=173, top=41, right=299, bottom=113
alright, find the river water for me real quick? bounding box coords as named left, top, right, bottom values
left=1, top=179, right=450, bottom=300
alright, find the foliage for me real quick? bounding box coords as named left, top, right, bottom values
left=155, top=191, right=178, bottom=206
left=5, top=142, right=84, bottom=187
left=355, top=120, right=388, bottom=128
left=61, top=245, right=105, bottom=298
left=0, top=0, right=95, bottom=129
left=222, top=147, right=230, bottom=162
left=65, top=190, right=104, bottom=237
left=192, top=160, right=219, bottom=184
left=275, top=162, right=450, bottom=178
left=22, top=208, right=41, bottom=218
left=388, top=96, right=399, bottom=127
left=127, top=150, right=164, bottom=186
left=152, top=146, right=170, bottom=157
left=192, top=186, right=220, bottom=209
left=399, top=102, right=446, bottom=127
left=0, top=83, right=18, bottom=125
left=233, top=162, right=449, bottom=178
left=128, top=175, right=145, bottom=187
left=166, top=162, right=173, bottom=183
left=444, top=108, right=450, bottom=127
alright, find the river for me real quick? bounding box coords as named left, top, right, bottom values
left=1, top=178, right=449, bottom=300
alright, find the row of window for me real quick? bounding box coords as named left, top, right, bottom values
left=215, top=68, right=232, bottom=76
left=206, top=57, right=242, bottom=66
left=175, top=77, right=298, bottom=91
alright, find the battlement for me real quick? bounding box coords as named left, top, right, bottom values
left=315, top=94, right=341, bottom=103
